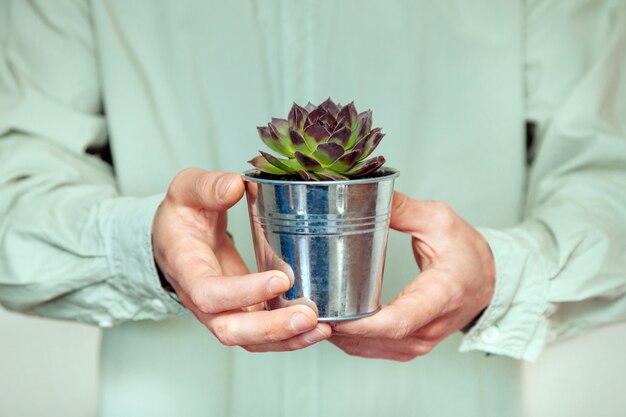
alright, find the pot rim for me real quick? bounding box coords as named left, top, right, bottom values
left=242, top=167, right=399, bottom=185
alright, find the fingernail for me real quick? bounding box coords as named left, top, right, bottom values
left=217, top=174, right=236, bottom=199
left=303, top=328, right=327, bottom=344
left=290, top=312, right=313, bottom=332
left=267, top=275, right=289, bottom=295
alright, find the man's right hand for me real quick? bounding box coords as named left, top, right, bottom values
left=152, top=168, right=331, bottom=352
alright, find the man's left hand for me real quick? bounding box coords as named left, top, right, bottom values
left=330, top=192, right=495, bottom=361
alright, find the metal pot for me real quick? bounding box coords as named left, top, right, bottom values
left=243, top=168, right=399, bottom=321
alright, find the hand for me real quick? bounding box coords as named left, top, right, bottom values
left=152, top=168, right=331, bottom=352
left=331, top=192, right=495, bottom=361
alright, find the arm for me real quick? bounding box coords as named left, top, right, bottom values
left=0, top=0, right=330, bottom=350
left=331, top=0, right=626, bottom=361
left=462, top=0, right=626, bottom=359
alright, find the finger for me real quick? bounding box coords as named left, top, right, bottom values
left=389, top=192, right=453, bottom=234
left=243, top=323, right=331, bottom=352
left=413, top=315, right=453, bottom=341
left=215, top=233, right=250, bottom=276
left=181, top=267, right=293, bottom=314
left=206, top=305, right=318, bottom=346
left=242, top=302, right=265, bottom=312
left=329, top=335, right=435, bottom=361
left=332, top=271, right=448, bottom=339
left=168, top=168, right=244, bottom=211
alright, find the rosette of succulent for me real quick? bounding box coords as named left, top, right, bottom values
left=248, top=98, right=386, bottom=181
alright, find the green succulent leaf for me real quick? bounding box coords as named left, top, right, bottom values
left=257, top=126, right=292, bottom=156
left=260, top=151, right=298, bottom=173
left=248, top=155, right=289, bottom=175
left=267, top=120, right=297, bottom=154
left=304, top=123, right=330, bottom=146
left=316, top=168, right=349, bottom=181
left=294, top=150, right=322, bottom=171
left=313, top=142, right=344, bottom=166
left=329, top=149, right=361, bottom=172
left=289, top=128, right=309, bottom=152
left=253, top=99, right=387, bottom=181
left=347, top=110, right=372, bottom=148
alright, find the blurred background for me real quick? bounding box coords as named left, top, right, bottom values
left=1, top=308, right=626, bottom=417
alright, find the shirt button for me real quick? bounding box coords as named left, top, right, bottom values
left=150, top=298, right=168, bottom=314
left=98, top=318, right=114, bottom=328
left=480, top=326, right=501, bottom=344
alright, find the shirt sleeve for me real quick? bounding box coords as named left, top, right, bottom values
left=0, top=0, right=186, bottom=327
left=460, top=0, right=626, bottom=361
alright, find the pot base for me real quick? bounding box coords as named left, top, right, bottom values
left=317, top=305, right=381, bottom=322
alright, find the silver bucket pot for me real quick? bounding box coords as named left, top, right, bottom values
left=243, top=168, right=399, bottom=322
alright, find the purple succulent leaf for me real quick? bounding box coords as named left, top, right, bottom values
left=304, top=102, right=317, bottom=112
left=352, top=128, right=384, bottom=160
left=337, top=101, right=357, bottom=128
left=318, top=112, right=338, bottom=132
left=316, top=168, right=349, bottom=181
left=248, top=155, right=289, bottom=175
left=304, top=123, right=330, bottom=145
left=296, top=170, right=322, bottom=181
left=260, top=151, right=297, bottom=173
left=306, top=107, right=328, bottom=125
left=288, top=103, right=308, bottom=130
left=312, top=142, right=345, bottom=166
left=294, top=151, right=322, bottom=171
left=318, top=98, right=340, bottom=118
left=298, top=169, right=314, bottom=180
left=258, top=126, right=292, bottom=156
left=356, top=110, right=373, bottom=137
left=329, top=149, right=361, bottom=172
left=328, top=126, right=351, bottom=147
left=345, top=156, right=386, bottom=177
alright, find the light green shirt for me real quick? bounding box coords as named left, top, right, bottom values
left=1, top=0, right=625, bottom=416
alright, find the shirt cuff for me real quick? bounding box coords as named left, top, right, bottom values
left=99, top=194, right=188, bottom=324
left=459, top=227, right=550, bottom=361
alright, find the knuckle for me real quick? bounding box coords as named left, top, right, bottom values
left=212, top=320, right=236, bottom=346
left=190, top=287, right=218, bottom=314
left=392, top=318, right=414, bottom=340
left=419, top=325, right=443, bottom=341
left=430, top=201, right=456, bottom=230
left=282, top=340, right=303, bottom=352
left=194, top=172, right=214, bottom=200
left=169, top=169, right=197, bottom=198
left=409, top=342, right=432, bottom=357
left=261, top=323, right=282, bottom=343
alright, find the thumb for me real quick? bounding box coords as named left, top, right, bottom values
left=168, top=168, right=244, bottom=211
left=389, top=191, right=434, bottom=233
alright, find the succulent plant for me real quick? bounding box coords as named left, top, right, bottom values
left=248, top=98, right=386, bottom=181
